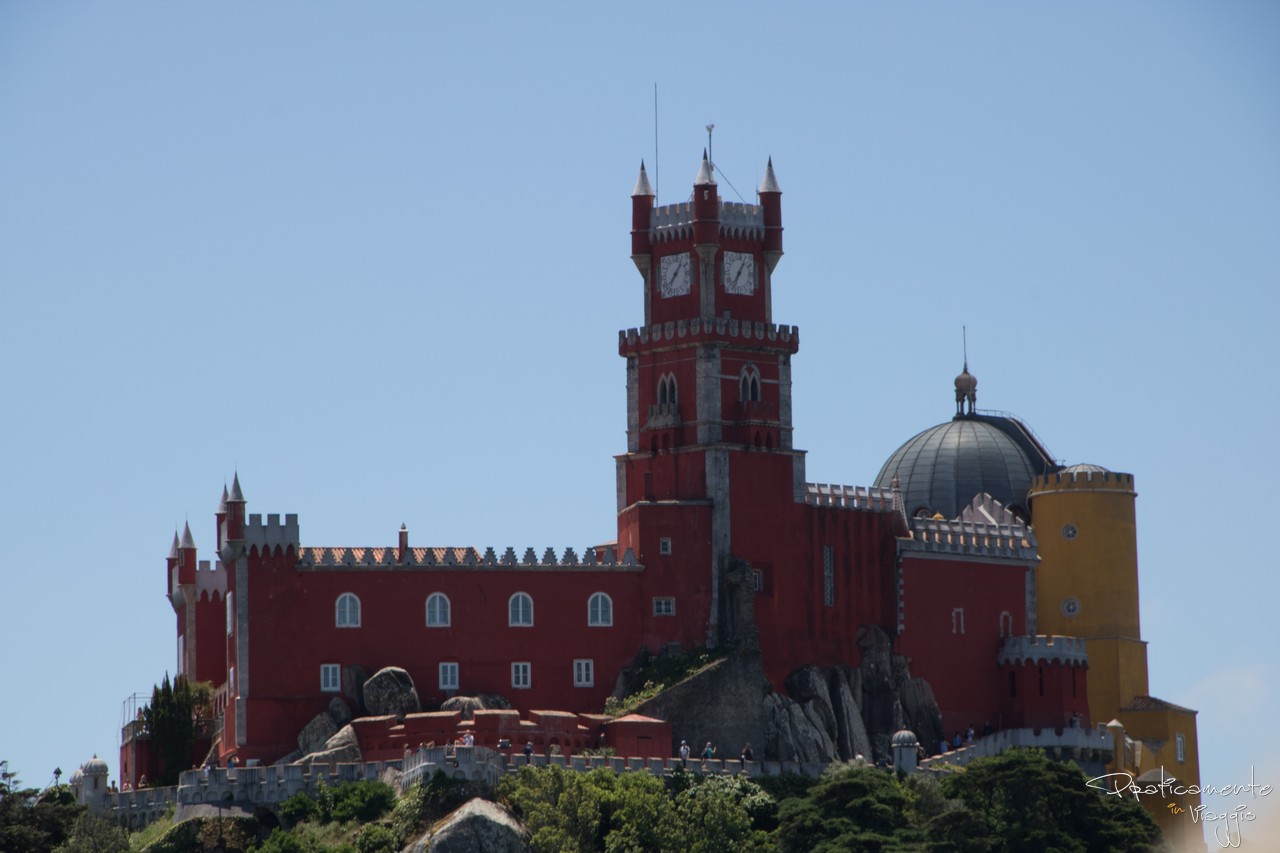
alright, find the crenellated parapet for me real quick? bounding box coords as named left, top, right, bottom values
left=245, top=513, right=300, bottom=553
left=902, top=516, right=1038, bottom=561
left=194, top=560, right=227, bottom=601
left=296, top=544, right=641, bottom=570
left=618, top=317, right=799, bottom=355
left=804, top=483, right=897, bottom=513
left=999, top=634, right=1089, bottom=667
left=649, top=200, right=765, bottom=243
left=1030, top=468, right=1135, bottom=496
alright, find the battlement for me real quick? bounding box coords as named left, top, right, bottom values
left=804, top=483, right=896, bottom=513
left=618, top=317, right=799, bottom=354
left=245, top=513, right=300, bottom=550
left=1030, top=469, right=1135, bottom=495
left=999, top=634, right=1089, bottom=667
left=195, top=560, right=227, bottom=600
left=649, top=200, right=765, bottom=243
left=295, top=544, right=641, bottom=570
left=902, top=516, right=1038, bottom=561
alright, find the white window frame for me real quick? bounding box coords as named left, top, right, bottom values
left=336, top=592, right=361, bottom=628
left=511, top=662, right=531, bottom=690
left=952, top=607, right=966, bottom=634
left=426, top=593, right=451, bottom=627
left=1176, top=733, right=1186, bottom=763
left=177, top=635, right=185, bottom=676
left=574, top=659, right=594, bottom=688
left=588, top=592, right=613, bottom=626
left=439, top=662, right=459, bottom=691
left=653, top=596, right=675, bottom=616
left=230, top=666, right=236, bottom=698
left=226, top=591, right=234, bottom=635
left=752, top=569, right=764, bottom=592
left=659, top=537, right=672, bottom=555
left=321, top=663, right=340, bottom=692
left=508, top=592, right=533, bottom=626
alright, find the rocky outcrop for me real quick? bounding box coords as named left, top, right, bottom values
left=297, top=723, right=362, bottom=767
left=764, top=626, right=943, bottom=766
left=440, top=694, right=511, bottom=720
left=633, top=650, right=770, bottom=760
left=296, top=711, right=338, bottom=755
left=404, top=797, right=529, bottom=853
left=362, top=667, right=421, bottom=717
left=328, top=696, right=353, bottom=727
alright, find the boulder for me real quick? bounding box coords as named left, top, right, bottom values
left=297, top=711, right=338, bottom=755
left=298, top=723, right=362, bottom=767
left=328, top=696, right=353, bottom=727
left=832, top=669, right=872, bottom=760
left=440, top=696, right=485, bottom=720
left=478, top=693, right=511, bottom=710
left=785, top=666, right=838, bottom=739
left=404, top=797, right=529, bottom=853
left=362, top=667, right=421, bottom=717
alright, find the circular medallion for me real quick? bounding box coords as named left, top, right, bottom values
left=1061, top=523, right=1079, bottom=541
left=1061, top=597, right=1081, bottom=618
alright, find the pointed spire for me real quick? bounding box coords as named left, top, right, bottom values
left=229, top=472, right=244, bottom=502
left=758, top=157, right=781, bottom=193
left=695, top=149, right=715, bottom=186
left=217, top=485, right=229, bottom=513
left=180, top=521, right=196, bottom=550
left=169, top=531, right=181, bottom=559
left=632, top=160, right=653, bottom=197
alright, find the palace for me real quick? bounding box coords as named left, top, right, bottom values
left=124, top=151, right=1200, bottom=844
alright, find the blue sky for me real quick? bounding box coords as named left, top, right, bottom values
left=2, top=1, right=1277, bottom=842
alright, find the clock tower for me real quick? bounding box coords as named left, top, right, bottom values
left=618, top=153, right=802, bottom=648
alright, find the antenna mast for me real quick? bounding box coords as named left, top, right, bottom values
left=706, top=123, right=714, bottom=172
left=962, top=326, right=969, bottom=370
left=653, top=84, right=660, bottom=203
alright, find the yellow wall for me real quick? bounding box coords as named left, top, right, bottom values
left=1114, top=710, right=1203, bottom=851
left=1086, top=636, right=1150, bottom=724
left=1030, top=470, right=1140, bottom=640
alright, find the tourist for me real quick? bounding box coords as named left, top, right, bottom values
left=951, top=731, right=962, bottom=750
left=679, top=740, right=690, bottom=768
left=740, top=743, right=753, bottom=763
left=965, top=724, right=975, bottom=743
left=523, top=741, right=533, bottom=761
left=463, top=731, right=474, bottom=747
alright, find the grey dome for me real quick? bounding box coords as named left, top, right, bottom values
left=1062, top=463, right=1109, bottom=475
left=875, top=414, right=1057, bottom=520
left=891, top=729, right=919, bottom=747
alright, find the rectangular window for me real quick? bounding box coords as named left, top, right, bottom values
left=229, top=666, right=236, bottom=698
left=1176, top=734, right=1186, bottom=763
left=439, top=662, right=459, bottom=691
left=752, top=569, right=764, bottom=592
left=511, top=662, right=531, bottom=690
left=574, top=659, right=594, bottom=688
left=653, top=597, right=675, bottom=616
left=659, top=537, right=672, bottom=555
left=952, top=607, right=966, bottom=634
left=321, top=664, right=340, bottom=692
left=226, top=591, right=234, bottom=635
left=177, top=635, right=185, bottom=676
left=822, top=546, right=834, bottom=607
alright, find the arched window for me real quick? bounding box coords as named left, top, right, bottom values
left=739, top=366, right=761, bottom=402
left=657, top=374, right=677, bottom=406
left=426, top=593, right=451, bottom=627
left=508, top=592, right=533, bottom=627
left=336, top=593, right=361, bottom=628
left=588, top=592, right=613, bottom=626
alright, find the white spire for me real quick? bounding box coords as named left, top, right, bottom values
left=180, top=521, right=196, bottom=550
left=168, top=531, right=180, bottom=559
left=695, top=149, right=715, bottom=186
left=758, top=157, right=781, bottom=193
left=229, top=472, right=244, bottom=502
left=632, top=160, right=653, bottom=196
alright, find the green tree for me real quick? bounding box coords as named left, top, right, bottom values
left=52, top=812, right=130, bottom=853
left=0, top=764, right=83, bottom=852
left=775, top=764, right=924, bottom=852
left=935, top=749, right=1166, bottom=853
left=143, top=674, right=197, bottom=785
left=674, top=775, right=774, bottom=853
left=498, top=765, right=601, bottom=853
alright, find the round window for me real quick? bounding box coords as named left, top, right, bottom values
left=1061, top=597, right=1081, bottom=618
left=1061, top=523, right=1079, bottom=541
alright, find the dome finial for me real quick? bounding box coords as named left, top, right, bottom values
left=954, top=326, right=977, bottom=415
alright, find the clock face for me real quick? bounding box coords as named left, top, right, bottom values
left=659, top=253, right=691, bottom=298
left=723, top=251, right=755, bottom=295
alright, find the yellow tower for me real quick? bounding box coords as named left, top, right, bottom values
left=1030, top=465, right=1202, bottom=851
left=1029, top=465, right=1147, bottom=719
